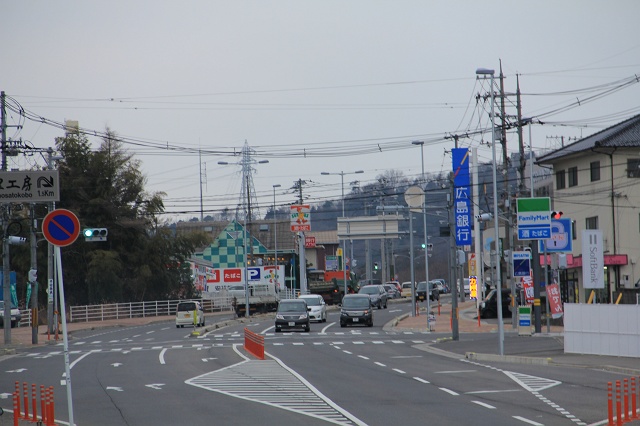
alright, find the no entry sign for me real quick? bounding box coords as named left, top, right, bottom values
left=42, top=209, right=81, bottom=247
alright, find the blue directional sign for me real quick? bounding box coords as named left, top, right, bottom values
left=517, top=198, right=551, bottom=240
left=539, top=218, right=573, bottom=253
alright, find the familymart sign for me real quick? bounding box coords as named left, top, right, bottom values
left=516, top=197, right=551, bottom=240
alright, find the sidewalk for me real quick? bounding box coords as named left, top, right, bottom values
left=391, top=299, right=640, bottom=375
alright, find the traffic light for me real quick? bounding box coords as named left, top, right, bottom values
left=551, top=211, right=563, bottom=219
left=373, top=262, right=379, bottom=270
left=421, top=243, right=426, bottom=249
left=83, top=228, right=108, bottom=242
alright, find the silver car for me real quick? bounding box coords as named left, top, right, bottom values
left=298, top=294, right=327, bottom=322
left=358, top=285, right=388, bottom=309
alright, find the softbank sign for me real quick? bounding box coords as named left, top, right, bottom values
left=581, top=230, right=604, bottom=289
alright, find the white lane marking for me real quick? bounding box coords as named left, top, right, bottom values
left=372, top=341, right=384, bottom=344
left=358, top=355, right=369, bottom=360
left=106, top=386, right=123, bottom=392
left=6, top=368, right=27, bottom=373
left=145, top=383, right=165, bottom=390
left=513, top=416, right=544, bottom=425
left=159, top=348, right=167, bottom=365
left=111, top=363, right=122, bottom=367
left=504, top=371, right=561, bottom=392
left=146, top=331, right=155, bottom=334
left=389, top=309, right=402, bottom=313
left=391, top=340, right=404, bottom=344
left=353, top=341, right=364, bottom=345
left=343, top=350, right=353, bottom=355
left=161, top=327, right=170, bottom=330
left=392, top=369, right=406, bottom=374
left=260, top=325, right=275, bottom=334
left=472, top=401, right=496, bottom=409
left=413, top=377, right=430, bottom=384
left=439, top=388, right=459, bottom=396
left=319, top=322, right=335, bottom=334
left=392, top=355, right=422, bottom=359
left=331, top=342, right=344, bottom=346
left=466, top=389, right=522, bottom=394
left=132, top=335, right=141, bottom=338
left=69, top=350, right=97, bottom=369
left=435, top=370, right=477, bottom=374
left=374, top=362, right=386, bottom=367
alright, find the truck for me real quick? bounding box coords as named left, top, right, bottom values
left=230, top=282, right=279, bottom=317
left=307, top=270, right=358, bottom=305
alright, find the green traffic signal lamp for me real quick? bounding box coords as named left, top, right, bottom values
left=421, top=243, right=426, bottom=249
left=373, top=262, right=378, bottom=270
left=83, top=228, right=108, bottom=241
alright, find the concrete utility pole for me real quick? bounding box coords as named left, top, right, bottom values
left=2, top=91, right=11, bottom=344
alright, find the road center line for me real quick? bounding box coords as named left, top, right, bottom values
left=513, top=416, right=544, bottom=425
left=439, top=387, right=459, bottom=396
left=472, top=401, right=496, bottom=409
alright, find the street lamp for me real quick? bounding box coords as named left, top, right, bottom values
left=321, top=170, right=364, bottom=297
left=273, top=184, right=281, bottom=292
left=476, top=67, right=504, bottom=356
left=412, top=140, right=432, bottom=330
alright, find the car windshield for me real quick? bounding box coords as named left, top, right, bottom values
left=417, top=282, right=427, bottom=291
left=177, top=302, right=196, bottom=312
left=300, top=297, right=320, bottom=306
left=343, top=297, right=370, bottom=309
left=402, top=284, right=412, bottom=289
left=278, top=302, right=306, bottom=313
left=484, top=290, right=496, bottom=301
left=359, top=287, right=378, bottom=295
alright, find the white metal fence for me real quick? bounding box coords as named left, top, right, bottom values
left=15, top=289, right=302, bottom=327
left=68, top=297, right=232, bottom=323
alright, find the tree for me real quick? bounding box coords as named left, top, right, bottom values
left=52, top=127, right=207, bottom=304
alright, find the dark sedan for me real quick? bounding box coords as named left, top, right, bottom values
left=340, top=294, right=373, bottom=327
left=275, top=299, right=311, bottom=332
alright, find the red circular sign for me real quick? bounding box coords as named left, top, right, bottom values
left=42, top=209, right=81, bottom=247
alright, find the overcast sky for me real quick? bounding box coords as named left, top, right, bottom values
left=4, top=1, right=640, bottom=222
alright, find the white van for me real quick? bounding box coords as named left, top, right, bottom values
left=175, top=301, right=205, bottom=328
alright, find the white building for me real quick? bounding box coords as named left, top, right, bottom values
left=537, top=114, right=640, bottom=304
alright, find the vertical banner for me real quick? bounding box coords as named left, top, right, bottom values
left=546, top=282, right=564, bottom=318
left=452, top=148, right=471, bottom=246
left=521, top=276, right=534, bottom=304
left=581, top=230, right=604, bottom=289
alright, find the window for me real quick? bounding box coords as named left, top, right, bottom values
left=572, top=220, right=576, bottom=240
left=568, top=166, right=578, bottom=187
left=590, top=161, right=600, bottom=182
left=628, top=159, right=640, bottom=178
left=556, top=170, right=566, bottom=190
left=586, top=216, right=598, bottom=230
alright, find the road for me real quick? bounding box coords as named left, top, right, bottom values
left=0, top=298, right=623, bottom=425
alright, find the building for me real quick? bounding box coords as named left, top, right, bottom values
left=537, top=114, right=640, bottom=303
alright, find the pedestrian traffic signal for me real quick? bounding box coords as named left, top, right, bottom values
left=83, top=228, right=108, bottom=242
left=551, top=211, right=563, bottom=219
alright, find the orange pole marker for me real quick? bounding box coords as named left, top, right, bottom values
left=14, top=382, right=21, bottom=420
left=631, top=377, right=638, bottom=420
left=608, top=382, right=614, bottom=426
left=31, top=383, right=37, bottom=421
left=616, top=380, right=622, bottom=426
left=13, top=391, right=19, bottom=426
left=624, top=378, right=629, bottom=423
left=23, top=382, right=29, bottom=420
left=40, top=385, right=47, bottom=424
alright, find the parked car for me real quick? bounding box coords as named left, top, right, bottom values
left=383, top=284, right=400, bottom=299
left=0, top=300, right=21, bottom=328
left=401, top=281, right=414, bottom=298
left=298, top=294, right=327, bottom=322
left=358, top=284, right=388, bottom=309
left=175, top=301, right=205, bottom=328
left=480, top=289, right=515, bottom=318
left=340, top=294, right=373, bottom=327
left=275, top=299, right=311, bottom=332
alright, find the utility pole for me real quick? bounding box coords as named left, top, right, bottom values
left=2, top=91, right=11, bottom=344
left=294, top=179, right=307, bottom=295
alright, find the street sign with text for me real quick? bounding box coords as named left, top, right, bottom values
left=517, top=197, right=551, bottom=240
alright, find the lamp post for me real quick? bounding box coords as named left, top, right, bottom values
left=321, top=170, right=364, bottom=297
left=273, top=184, right=281, bottom=293
left=412, top=140, right=432, bottom=330
left=476, top=67, right=504, bottom=356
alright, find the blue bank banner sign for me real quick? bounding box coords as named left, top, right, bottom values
left=452, top=148, right=471, bottom=246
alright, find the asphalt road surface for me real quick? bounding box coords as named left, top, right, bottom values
left=0, top=302, right=624, bottom=425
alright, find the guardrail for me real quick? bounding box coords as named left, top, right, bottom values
left=68, top=297, right=233, bottom=323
